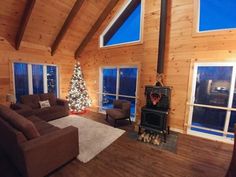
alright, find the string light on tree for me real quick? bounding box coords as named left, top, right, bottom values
left=67, top=62, right=91, bottom=113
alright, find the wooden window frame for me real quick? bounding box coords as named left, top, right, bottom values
left=98, top=65, right=139, bottom=121
left=12, top=61, right=60, bottom=98
left=185, top=61, right=236, bottom=144
left=99, top=0, right=145, bottom=48
left=192, top=0, right=236, bottom=37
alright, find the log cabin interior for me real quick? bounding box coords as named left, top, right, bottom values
left=1, top=0, right=236, bottom=177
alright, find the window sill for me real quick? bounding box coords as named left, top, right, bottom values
left=99, top=40, right=143, bottom=50
left=192, top=28, right=236, bottom=38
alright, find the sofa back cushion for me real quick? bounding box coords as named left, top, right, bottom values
left=39, top=93, right=57, bottom=106
left=0, top=116, right=28, bottom=177
left=21, top=95, right=40, bottom=109
left=113, top=100, right=123, bottom=109
left=0, top=105, right=40, bottom=140
left=0, top=116, right=27, bottom=144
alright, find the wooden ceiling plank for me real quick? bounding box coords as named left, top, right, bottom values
left=15, top=0, right=36, bottom=50
left=51, top=0, right=85, bottom=56
left=75, top=0, right=119, bottom=59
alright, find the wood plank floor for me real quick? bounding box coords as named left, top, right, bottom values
left=49, top=111, right=233, bottom=177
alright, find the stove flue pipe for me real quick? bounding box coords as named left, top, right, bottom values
left=156, top=0, right=168, bottom=86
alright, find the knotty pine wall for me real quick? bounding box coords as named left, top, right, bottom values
left=79, top=0, right=236, bottom=131
left=79, top=0, right=160, bottom=129
left=0, top=39, right=75, bottom=105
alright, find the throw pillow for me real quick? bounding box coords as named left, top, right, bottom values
left=39, top=93, right=57, bottom=106
left=39, top=100, right=51, bottom=108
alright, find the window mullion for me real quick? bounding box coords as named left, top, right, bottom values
left=43, top=65, right=48, bottom=93
left=223, top=65, right=236, bottom=136
left=56, top=66, right=59, bottom=97
left=28, top=64, right=33, bottom=94
left=99, top=68, right=102, bottom=112
left=116, top=67, right=120, bottom=100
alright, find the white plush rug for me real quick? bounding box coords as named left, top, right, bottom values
left=49, top=115, right=125, bottom=163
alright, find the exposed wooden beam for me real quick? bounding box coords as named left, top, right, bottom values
left=75, top=0, right=119, bottom=59
left=51, top=0, right=85, bottom=56
left=15, top=0, right=36, bottom=50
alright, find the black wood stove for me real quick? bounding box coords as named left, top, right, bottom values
left=139, top=86, right=171, bottom=142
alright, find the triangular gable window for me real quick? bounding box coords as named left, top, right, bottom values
left=100, top=0, right=142, bottom=47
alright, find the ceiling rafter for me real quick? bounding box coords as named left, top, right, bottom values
left=15, top=0, right=36, bottom=50
left=51, top=0, right=85, bottom=56
left=74, top=0, right=119, bottom=59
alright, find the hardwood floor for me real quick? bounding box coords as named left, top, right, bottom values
left=49, top=111, right=233, bottom=177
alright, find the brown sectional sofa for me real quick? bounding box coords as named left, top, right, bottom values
left=0, top=98, right=79, bottom=177
left=12, top=93, right=69, bottom=121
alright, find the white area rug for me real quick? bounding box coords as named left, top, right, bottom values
left=49, top=115, right=125, bottom=163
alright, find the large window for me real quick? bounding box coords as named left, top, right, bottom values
left=188, top=63, right=236, bottom=142
left=14, top=63, right=29, bottom=101
left=32, top=64, right=44, bottom=94
left=100, top=0, right=142, bottom=47
left=197, top=0, right=236, bottom=32
left=13, top=62, right=59, bottom=101
left=47, top=66, right=58, bottom=94
left=100, top=67, right=138, bottom=120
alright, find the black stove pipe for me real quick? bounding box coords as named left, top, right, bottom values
left=157, top=0, right=168, bottom=74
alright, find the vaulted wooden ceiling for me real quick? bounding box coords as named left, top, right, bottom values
left=0, top=0, right=119, bottom=58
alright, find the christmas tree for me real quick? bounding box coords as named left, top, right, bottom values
left=67, top=62, right=91, bottom=113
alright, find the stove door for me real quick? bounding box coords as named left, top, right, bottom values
left=141, top=109, right=167, bottom=131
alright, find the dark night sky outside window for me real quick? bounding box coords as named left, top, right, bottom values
left=103, top=0, right=141, bottom=47
left=47, top=66, right=57, bottom=96
left=14, top=63, right=29, bottom=102
left=199, top=0, right=236, bottom=32
left=32, top=64, right=44, bottom=94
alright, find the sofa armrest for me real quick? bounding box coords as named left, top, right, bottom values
left=20, top=126, right=79, bottom=177
left=56, top=99, right=69, bottom=109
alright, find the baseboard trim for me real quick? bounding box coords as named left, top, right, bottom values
left=170, top=127, right=184, bottom=134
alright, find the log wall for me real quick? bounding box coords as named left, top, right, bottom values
left=79, top=0, right=160, bottom=128
left=79, top=0, right=236, bottom=131
left=0, top=39, right=75, bottom=105
left=1, top=0, right=236, bottom=131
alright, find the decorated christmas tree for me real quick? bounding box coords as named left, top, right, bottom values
left=67, top=62, right=91, bottom=113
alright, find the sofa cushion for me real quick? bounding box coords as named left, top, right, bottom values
left=32, top=105, right=68, bottom=121
left=113, top=100, right=123, bottom=109
left=39, top=93, right=57, bottom=106
left=21, top=95, right=40, bottom=109
left=34, top=121, right=59, bottom=135
left=27, top=115, right=59, bottom=135
left=26, top=115, right=43, bottom=124
left=0, top=105, right=40, bottom=140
